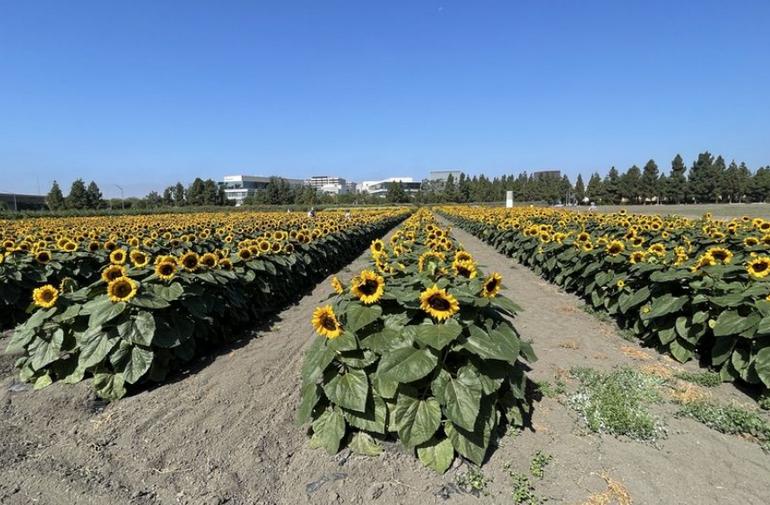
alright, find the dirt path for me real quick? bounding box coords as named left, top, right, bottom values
left=2, top=219, right=769, bottom=505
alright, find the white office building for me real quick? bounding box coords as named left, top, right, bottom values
left=359, top=177, right=422, bottom=197
left=220, top=175, right=304, bottom=206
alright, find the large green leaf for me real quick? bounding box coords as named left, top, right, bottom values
left=121, top=345, right=154, bottom=384
left=416, top=437, right=455, bottom=473
left=29, top=329, right=64, bottom=371
left=309, top=407, right=346, bottom=455
left=641, top=293, right=687, bottom=320
left=323, top=368, right=369, bottom=412
left=301, top=336, right=335, bottom=385
left=296, top=382, right=321, bottom=425
left=343, top=394, right=387, bottom=434
left=346, top=304, right=382, bottom=333
left=618, top=285, right=651, bottom=313
left=413, top=320, right=462, bottom=350
left=713, top=310, right=759, bottom=337
left=376, top=345, right=438, bottom=383
left=443, top=366, right=483, bottom=431
left=327, top=330, right=358, bottom=352
left=117, top=311, right=156, bottom=346
left=392, top=389, right=441, bottom=447
left=754, top=346, right=770, bottom=388
left=79, top=328, right=119, bottom=368
left=88, top=301, right=127, bottom=328
left=93, top=372, right=127, bottom=401
left=349, top=432, right=383, bottom=456
left=463, top=326, right=520, bottom=362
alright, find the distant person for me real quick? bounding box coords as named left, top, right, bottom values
left=344, top=209, right=351, bottom=220
left=308, top=207, right=316, bottom=218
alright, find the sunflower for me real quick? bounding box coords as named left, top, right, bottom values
left=155, top=261, right=177, bottom=280
left=747, top=256, right=770, bottom=279
left=420, top=285, right=460, bottom=321
left=629, top=251, right=647, bottom=264
left=452, top=259, right=477, bottom=279
left=311, top=305, right=342, bottom=339
left=107, top=276, right=138, bottom=303
left=331, top=276, right=344, bottom=295
left=32, top=284, right=59, bottom=308
left=101, top=264, right=127, bottom=283
left=200, top=252, right=218, bottom=268
left=616, top=279, right=626, bottom=289
left=691, top=253, right=716, bottom=272
left=418, top=251, right=445, bottom=272
left=744, top=237, right=760, bottom=247
left=481, top=272, right=503, bottom=298
left=180, top=251, right=200, bottom=272
left=370, top=239, right=386, bottom=256
left=35, top=250, right=51, bottom=264
left=109, top=248, right=127, bottom=265
left=350, top=270, right=385, bottom=304
left=129, top=249, right=150, bottom=268
left=606, top=240, right=625, bottom=256
left=581, top=242, right=594, bottom=252
left=706, top=247, right=733, bottom=265
left=647, top=243, right=666, bottom=257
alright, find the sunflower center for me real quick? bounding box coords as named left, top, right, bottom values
left=113, top=282, right=132, bottom=298
left=160, top=264, right=173, bottom=275
left=485, top=279, right=499, bottom=292
left=184, top=257, right=197, bottom=268
left=41, top=290, right=55, bottom=302
left=359, top=279, right=379, bottom=295
left=321, top=315, right=338, bottom=331
left=428, top=294, right=451, bottom=311
left=754, top=262, right=768, bottom=273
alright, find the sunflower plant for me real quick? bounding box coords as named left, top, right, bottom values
left=299, top=210, right=535, bottom=472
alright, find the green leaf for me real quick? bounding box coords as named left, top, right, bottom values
left=88, top=301, right=127, bottom=328
left=372, top=374, right=399, bottom=399
left=349, top=432, right=383, bottom=456
left=361, top=328, right=410, bottom=353
left=30, top=328, right=64, bottom=371
left=669, top=338, right=695, bottom=363
left=618, top=285, right=651, bottom=313
left=309, top=407, right=346, bottom=455
left=754, top=346, right=770, bottom=388
left=346, top=304, right=382, bottom=333
left=121, top=345, right=154, bottom=384
left=713, top=310, right=758, bottom=337
left=641, top=293, right=687, bottom=320
left=392, top=389, right=441, bottom=447
left=343, top=394, right=387, bottom=434
left=463, top=326, right=520, bottom=363
left=117, top=311, right=156, bottom=346
left=93, top=372, right=127, bottom=401
left=323, top=368, right=369, bottom=412
left=79, top=328, right=119, bottom=368
left=376, top=345, right=438, bottom=383
left=296, top=382, right=321, bottom=425
left=417, top=437, right=455, bottom=473
left=413, top=320, right=462, bottom=350
left=33, top=372, right=53, bottom=390
left=443, top=366, right=483, bottom=431
left=327, top=330, right=358, bottom=352
left=491, top=296, right=521, bottom=315
left=756, top=315, right=770, bottom=336
left=301, top=336, right=335, bottom=386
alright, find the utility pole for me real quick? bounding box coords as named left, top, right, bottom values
left=114, top=184, right=125, bottom=210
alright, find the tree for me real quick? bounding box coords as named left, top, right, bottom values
left=618, top=166, right=642, bottom=203
left=574, top=174, right=586, bottom=204
left=173, top=182, right=186, bottom=206
left=667, top=154, right=687, bottom=204
left=145, top=191, right=163, bottom=208
left=444, top=174, right=458, bottom=202
left=162, top=187, right=174, bottom=206
left=187, top=178, right=205, bottom=206
left=750, top=166, right=770, bottom=203
left=86, top=181, right=104, bottom=209
left=47, top=180, right=66, bottom=210
left=66, top=179, right=89, bottom=209
left=688, top=151, right=719, bottom=203
left=458, top=173, right=470, bottom=203
left=586, top=173, right=603, bottom=203
left=202, top=179, right=220, bottom=205
left=603, top=167, right=621, bottom=204
left=386, top=181, right=410, bottom=203
left=640, top=159, right=660, bottom=203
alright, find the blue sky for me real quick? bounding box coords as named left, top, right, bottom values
left=1, top=1, right=769, bottom=198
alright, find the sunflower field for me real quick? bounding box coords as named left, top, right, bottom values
left=2, top=209, right=409, bottom=399
left=440, top=206, right=770, bottom=395
left=298, top=210, right=535, bottom=471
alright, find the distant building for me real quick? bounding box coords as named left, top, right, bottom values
left=220, top=175, right=304, bottom=206
left=0, top=193, right=47, bottom=211
left=532, top=170, right=561, bottom=180
left=429, top=170, right=462, bottom=182
left=305, top=176, right=349, bottom=195
left=359, top=177, right=422, bottom=197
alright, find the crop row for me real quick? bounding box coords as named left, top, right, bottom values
left=298, top=209, right=535, bottom=471
left=439, top=206, right=770, bottom=395
left=3, top=209, right=409, bottom=399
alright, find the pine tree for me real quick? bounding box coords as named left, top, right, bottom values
left=86, top=181, right=104, bottom=209
left=620, top=166, right=642, bottom=203
left=586, top=173, right=604, bottom=203
left=187, top=178, right=205, bottom=206
left=458, top=173, right=470, bottom=203
left=640, top=160, right=660, bottom=203
left=574, top=174, right=586, bottom=204
left=202, top=179, right=220, bottom=205
left=688, top=151, right=715, bottom=203
left=603, top=167, right=620, bottom=204
left=66, top=179, right=90, bottom=209
left=162, top=187, right=174, bottom=206
left=173, top=182, right=186, bottom=206
left=667, top=154, right=687, bottom=204
left=444, top=174, right=458, bottom=202
left=46, top=180, right=66, bottom=210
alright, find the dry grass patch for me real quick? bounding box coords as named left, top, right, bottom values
left=581, top=472, right=632, bottom=505
left=619, top=346, right=652, bottom=361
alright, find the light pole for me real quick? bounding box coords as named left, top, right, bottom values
left=114, top=184, right=124, bottom=210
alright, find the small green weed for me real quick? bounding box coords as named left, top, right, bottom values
left=529, top=450, right=553, bottom=479
left=758, top=392, right=770, bottom=411
left=536, top=379, right=567, bottom=399
left=674, top=370, right=721, bottom=388
left=504, top=463, right=544, bottom=505
left=455, top=466, right=490, bottom=496
left=677, top=400, right=770, bottom=451
left=567, top=367, right=667, bottom=442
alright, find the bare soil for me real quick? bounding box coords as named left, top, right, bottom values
left=1, top=221, right=769, bottom=505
